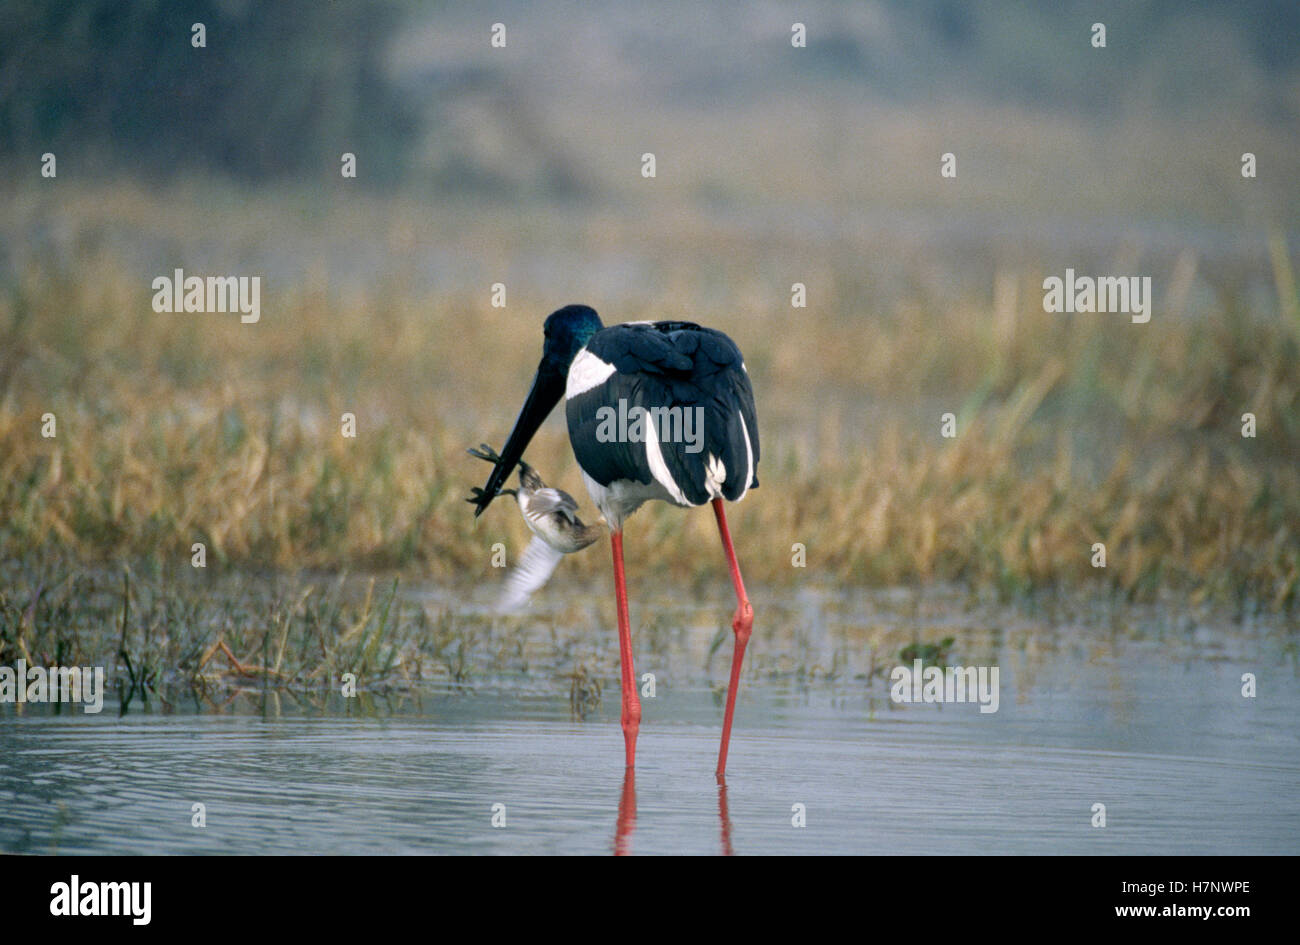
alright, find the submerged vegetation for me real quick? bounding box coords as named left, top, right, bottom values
left=4, top=559, right=1286, bottom=711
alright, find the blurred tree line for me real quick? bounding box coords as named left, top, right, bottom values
left=1, top=0, right=1295, bottom=186
left=0, top=0, right=417, bottom=182
left=811, top=0, right=1300, bottom=120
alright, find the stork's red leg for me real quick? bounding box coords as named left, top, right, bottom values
left=712, top=498, right=753, bottom=780
left=610, top=530, right=641, bottom=768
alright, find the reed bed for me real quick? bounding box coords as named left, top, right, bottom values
left=1, top=186, right=1296, bottom=614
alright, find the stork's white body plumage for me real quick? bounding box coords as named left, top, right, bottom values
left=579, top=470, right=672, bottom=534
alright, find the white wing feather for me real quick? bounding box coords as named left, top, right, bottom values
left=497, top=536, right=566, bottom=613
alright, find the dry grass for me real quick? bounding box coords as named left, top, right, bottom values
left=0, top=184, right=1297, bottom=612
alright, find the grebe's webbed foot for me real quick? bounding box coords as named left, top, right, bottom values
left=466, top=485, right=516, bottom=506
left=467, top=443, right=504, bottom=465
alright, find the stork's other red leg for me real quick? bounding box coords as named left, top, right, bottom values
left=712, top=498, right=753, bottom=780
left=610, top=530, right=641, bottom=768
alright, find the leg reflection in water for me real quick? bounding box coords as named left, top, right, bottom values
left=717, top=779, right=734, bottom=856
left=611, top=769, right=737, bottom=855
left=614, top=767, right=636, bottom=855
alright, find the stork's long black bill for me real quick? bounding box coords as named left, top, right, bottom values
left=472, top=360, right=565, bottom=517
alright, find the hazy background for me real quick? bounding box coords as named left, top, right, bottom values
left=4, top=1, right=1298, bottom=247
left=0, top=0, right=1296, bottom=601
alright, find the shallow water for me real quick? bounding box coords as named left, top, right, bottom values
left=2, top=612, right=1297, bottom=854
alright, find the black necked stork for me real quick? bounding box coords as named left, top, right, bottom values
left=471, top=304, right=759, bottom=778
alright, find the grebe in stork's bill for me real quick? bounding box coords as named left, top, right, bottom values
left=467, top=444, right=604, bottom=612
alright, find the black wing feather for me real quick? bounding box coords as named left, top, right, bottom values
left=566, top=322, right=759, bottom=504
left=567, top=371, right=656, bottom=488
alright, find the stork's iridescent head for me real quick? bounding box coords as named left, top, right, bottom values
left=541, top=304, right=603, bottom=372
